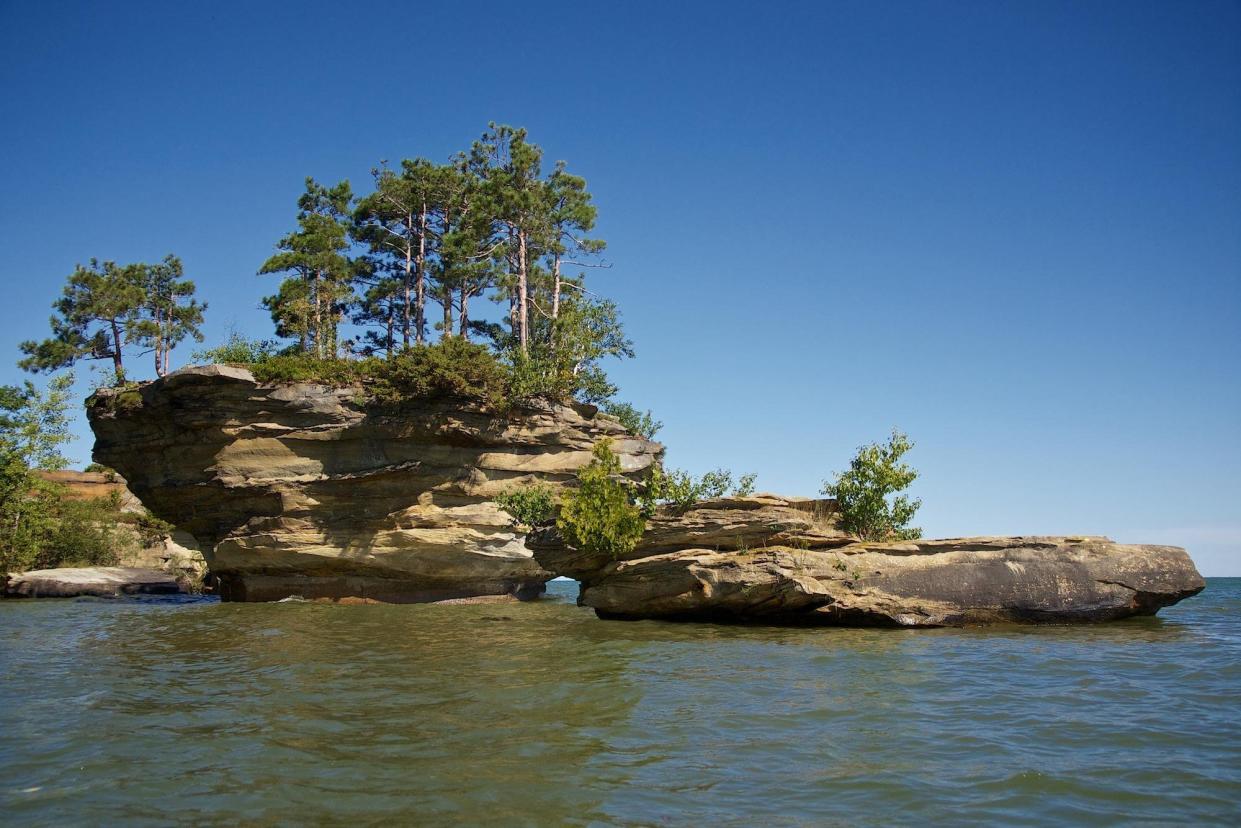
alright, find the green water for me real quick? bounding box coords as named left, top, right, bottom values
left=2, top=579, right=1239, bottom=826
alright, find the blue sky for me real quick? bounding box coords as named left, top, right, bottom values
left=1, top=1, right=1238, bottom=574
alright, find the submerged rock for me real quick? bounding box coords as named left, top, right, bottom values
left=86, top=365, right=662, bottom=603
left=530, top=495, right=1206, bottom=626
left=4, top=566, right=183, bottom=598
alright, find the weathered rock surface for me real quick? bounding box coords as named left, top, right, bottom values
left=4, top=566, right=184, bottom=598
left=30, top=469, right=210, bottom=585
left=33, top=469, right=146, bottom=513
left=117, top=530, right=210, bottom=587
left=531, top=494, right=856, bottom=580
left=86, top=365, right=662, bottom=603
left=530, top=496, right=1206, bottom=626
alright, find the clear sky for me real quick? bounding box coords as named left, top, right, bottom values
left=1, top=1, right=1238, bottom=574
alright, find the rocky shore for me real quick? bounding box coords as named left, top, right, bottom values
left=82, top=365, right=1205, bottom=622
left=530, top=495, right=1205, bottom=626
left=4, top=566, right=184, bottom=598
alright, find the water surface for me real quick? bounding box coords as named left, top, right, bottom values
left=2, top=579, right=1239, bottom=825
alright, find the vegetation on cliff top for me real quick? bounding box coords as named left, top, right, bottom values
left=823, top=429, right=922, bottom=541
left=10, top=120, right=925, bottom=563
left=243, top=122, right=631, bottom=407
left=19, top=256, right=205, bottom=383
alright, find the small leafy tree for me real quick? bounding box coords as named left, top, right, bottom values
left=602, top=401, right=662, bottom=440
left=558, top=438, right=646, bottom=560
left=192, top=330, right=281, bottom=365
left=0, top=373, right=125, bottom=573
left=495, top=483, right=556, bottom=527
left=822, top=429, right=922, bottom=541
left=0, top=374, right=75, bottom=471
left=639, top=465, right=758, bottom=513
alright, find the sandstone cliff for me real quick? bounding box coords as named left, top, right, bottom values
left=86, top=365, right=662, bottom=603
left=530, top=495, right=1205, bottom=626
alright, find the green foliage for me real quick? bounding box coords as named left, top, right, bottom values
left=128, top=255, right=206, bottom=376
left=20, top=257, right=203, bottom=383
left=244, top=354, right=366, bottom=386
left=0, top=476, right=135, bottom=573
left=192, top=330, right=280, bottom=365
left=822, top=429, right=922, bottom=541
left=260, top=178, right=356, bottom=358
left=504, top=296, right=633, bottom=405
left=734, top=473, right=757, bottom=497
left=0, top=375, right=130, bottom=573
left=367, top=337, right=512, bottom=407
left=248, top=124, right=631, bottom=408
left=601, top=401, right=662, bottom=440
left=0, top=374, right=74, bottom=471
left=640, top=464, right=758, bottom=513
left=230, top=338, right=512, bottom=409
left=558, top=438, right=646, bottom=561
left=495, top=483, right=557, bottom=528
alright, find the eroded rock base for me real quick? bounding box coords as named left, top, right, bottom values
left=214, top=573, right=547, bottom=604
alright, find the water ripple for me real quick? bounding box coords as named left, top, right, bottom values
left=1, top=580, right=1239, bottom=825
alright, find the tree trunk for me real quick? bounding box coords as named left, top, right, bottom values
left=517, top=230, right=529, bottom=353
left=442, top=288, right=454, bottom=341
left=153, top=307, right=164, bottom=377
left=459, top=287, right=469, bottom=339
left=110, top=319, right=124, bottom=381
left=402, top=229, right=412, bottom=350
left=550, top=253, right=562, bottom=353
left=314, top=270, right=324, bottom=359
left=415, top=203, right=427, bottom=345
left=386, top=299, right=395, bottom=358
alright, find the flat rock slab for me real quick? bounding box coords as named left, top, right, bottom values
left=4, top=567, right=184, bottom=598
left=531, top=497, right=1207, bottom=627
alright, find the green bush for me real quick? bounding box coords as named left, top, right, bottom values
left=558, top=438, right=646, bottom=561
left=369, top=338, right=511, bottom=407
left=822, top=429, right=922, bottom=541
left=495, top=483, right=557, bottom=528
left=192, top=331, right=280, bottom=366
left=601, top=401, right=662, bottom=440
left=246, top=353, right=366, bottom=385
left=0, top=477, right=126, bottom=573
left=640, top=465, right=758, bottom=513
left=233, top=339, right=514, bottom=410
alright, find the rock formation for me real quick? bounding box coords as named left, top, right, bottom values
left=530, top=495, right=1205, bottom=626
left=29, top=469, right=209, bottom=586
left=86, top=365, right=662, bottom=603
left=4, top=566, right=184, bottom=599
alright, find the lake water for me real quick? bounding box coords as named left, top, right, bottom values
left=2, top=578, right=1239, bottom=826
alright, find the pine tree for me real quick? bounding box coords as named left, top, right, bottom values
left=131, top=255, right=206, bottom=376
left=464, top=124, right=546, bottom=353
left=19, top=259, right=147, bottom=382
left=353, top=160, right=449, bottom=348
left=349, top=255, right=403, bottom=357
left=260, top=178, right=355, bottom=357
left=543, top=161, right=605, bottom=344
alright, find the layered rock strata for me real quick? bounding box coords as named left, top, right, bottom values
left=530, top=495, right=1205, bottom=626
left=86, top=365, right=662, bottom=603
